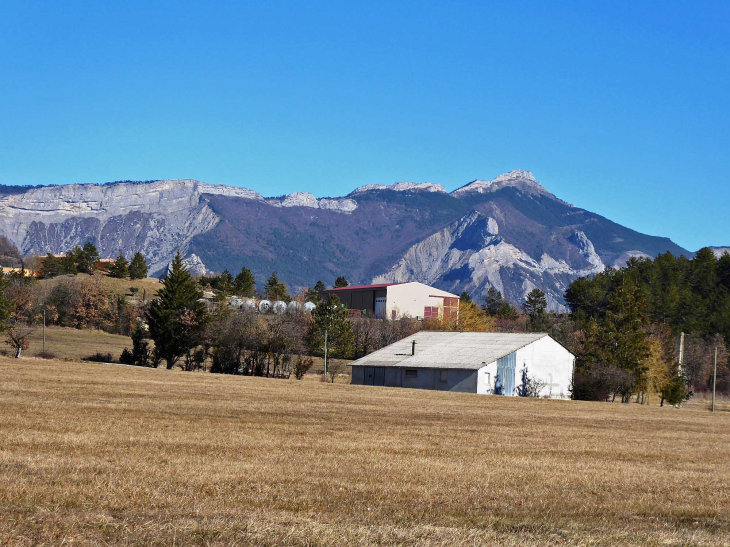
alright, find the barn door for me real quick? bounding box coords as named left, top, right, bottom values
left=364, top=367, right=375, bottom=385
left=495, top=352, right=516, bottom=396
left=374, top=298, right=386, bottom=319
left=374, top=367, right=385, bottom=386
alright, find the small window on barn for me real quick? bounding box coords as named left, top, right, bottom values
left=439, top=370, right=447, bottom=383
left=405, top=369, right=418, bottom=378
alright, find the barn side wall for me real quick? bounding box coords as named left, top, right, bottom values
left=514, top=337, right=574, bottom=399
left=350, top=366, right=477, bottom=393
left=351, top=365, right=365, bottom=385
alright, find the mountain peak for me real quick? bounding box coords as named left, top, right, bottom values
left=451, top=170, right=546, bottom=197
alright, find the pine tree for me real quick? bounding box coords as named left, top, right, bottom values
left=218, top=269, right=234, bottom=294
left=306, top=295, right=355, bottom=360
left=128, top=252, right=148, bottom=280
left=77, top=242, right=99, bottom=274
left=718, top=252, right=730, bottom=290
left=483, top=287, right=518, bottom=319
left=459, top=291, right=472, bottom=304
left=264, top=271, right=287, bottom=301
left=307, top=280, right=326, bottom=303
left=108, top=253, right=129, bottom=279
left=63, top=247, right=80, bottom=274
left=524, top=288, right=551, bottom=332
left=145, top=252, right=207, bottom=369
left=334, top=276, right=349, bottom=288
left=39, top=253, right=61, bottom=279
left=234, top=267, right=256, bottom=296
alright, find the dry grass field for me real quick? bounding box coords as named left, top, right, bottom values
left=35, top=273, right=162, bottom=301
left=22, top=325, right=133, bottom=362
left=1, top=358, right=730, bottom=545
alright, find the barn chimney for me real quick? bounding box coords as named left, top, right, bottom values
left=411, top=340, right=417, bottom=356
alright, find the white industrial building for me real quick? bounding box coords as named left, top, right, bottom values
left=323, top=282, right=459, bottom=321
left=349, top=331, right=575, bottom=399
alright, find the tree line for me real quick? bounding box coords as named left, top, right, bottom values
left=564, top=249, right=730, bottom=402
left=38, top=242, right=148, bottom=280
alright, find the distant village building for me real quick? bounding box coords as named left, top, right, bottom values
left=323, top=282, right=459, bottom=321
left=349, top=332, right=575, bottom=399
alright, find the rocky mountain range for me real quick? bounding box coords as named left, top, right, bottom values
left=0, top=170, right=698, bottom=310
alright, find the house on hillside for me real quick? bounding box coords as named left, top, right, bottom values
left=349, top=332, right=575, bottom=399
left=323, top=282, right=459, bottom=321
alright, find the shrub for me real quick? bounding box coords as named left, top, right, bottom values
left=83, top=352, right=115, bottom=363
left=119, top=348, right=134, bottom=365
left=294, top=356, right=313, bottom=380
left=35, top=350, right=57, bottom=360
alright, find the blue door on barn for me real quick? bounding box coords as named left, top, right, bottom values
left=364, top=367, right=386, bottom=386
left=495, top=352, right=517, bottom=396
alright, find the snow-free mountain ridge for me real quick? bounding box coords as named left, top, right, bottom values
left=0, top=171, right=694, bottom=309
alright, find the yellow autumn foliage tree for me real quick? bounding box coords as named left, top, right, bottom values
left=423, top=300, right=494, bottom=332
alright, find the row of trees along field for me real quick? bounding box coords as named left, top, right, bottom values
left=38, top=243, right=148, bottom=280
left=1, top=241, right=727, bottom=402
left=196, top=270, right=349, bottom=302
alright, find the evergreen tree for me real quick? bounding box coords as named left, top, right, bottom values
left=128, top=252, right=148, bottom=280
left=483, top=287, right=519, bottom=319
left=39, top=253, right=61, bottom=278
left=690, top=247, right=718, bottom=299
left=218, top=269, right=234, bottom=294
left=119, top=324, right=151, bottom=367
left=234, top=267, right=256, bottom=296
left=77, top=242, right=99, bottom=274
left=108, top=253, right=129, bottom=279
left=145, top=252, right=207, bottom=369
left=459, top=291, right=472, bottom=304
left=524, top=288, right=551, bottom=332
left=306, top=295, right=355, bottom=360
left=334, top=276, right=349, bottom=288
left=62, top=248, right=80, bottom=275
left=718, top=252, right=730, bottom=290
left=264, top=271, right=288, bottom=301
left=307, top=280, right=326, bottom=303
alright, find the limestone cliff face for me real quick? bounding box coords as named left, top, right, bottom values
left=0, top=179, right=358, bottom=274
left=373, top=211, right=606, bottom=311
left=0, top=180, right=225, bottom=273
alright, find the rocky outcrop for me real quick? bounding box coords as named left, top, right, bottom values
left=164, top=253, right=211, bottom=278
left=265, top=192, right=357, bottom=212
left=451, top=170, right=550, bottom=197
left=373, top=212, right=605, bottom=311
left=349, top=181, right=446, bottom=195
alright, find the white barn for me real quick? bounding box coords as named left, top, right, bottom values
left=349, top=331, right=575, bottom=399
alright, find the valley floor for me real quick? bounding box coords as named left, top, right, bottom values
left=1, top=358, right=729, bottom=545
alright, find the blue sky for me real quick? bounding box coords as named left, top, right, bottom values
left=1, top=1, right=728, bottom=251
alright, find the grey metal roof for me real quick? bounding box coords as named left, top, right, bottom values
left=349, top=331, right=550, bottom=370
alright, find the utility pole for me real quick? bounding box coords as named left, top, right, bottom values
left=323, top=328, right=328, bottom=381
left=678, top=332, right=685, bottom=371
left=42, top=309, right=46, bottom=354
left=712, top=347, right=718, bottom=413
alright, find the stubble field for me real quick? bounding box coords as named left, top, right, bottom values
left=1, top=357, right=729, bottom=545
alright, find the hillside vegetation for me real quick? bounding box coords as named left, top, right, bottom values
left=1, top=358, right=729, bottom=545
